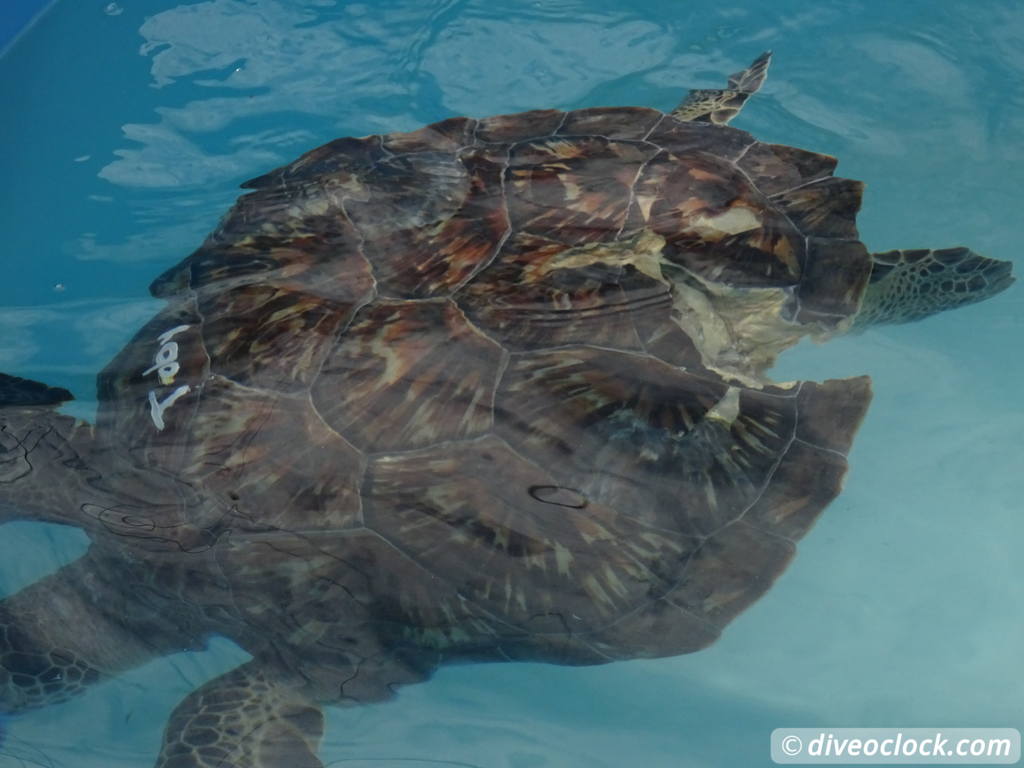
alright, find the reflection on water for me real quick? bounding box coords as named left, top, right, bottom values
left=0, top=1, right=1021, bottom=767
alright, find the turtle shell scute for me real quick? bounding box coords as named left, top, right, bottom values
left=110, top=104, right=878, bottom=665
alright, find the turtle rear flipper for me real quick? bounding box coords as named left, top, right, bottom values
left=158, top=653, right=429, bottom=768
left=852, top=248, right=1015, bottom=329
left=1, top=556, right=195, bottom=716
left=159, top=661, right=326, bottom=768
left=0, top=373, right=94, bottom=528
left=672, top=51, right=772, bottom=124
left=0, top=373, right=73, bottom=408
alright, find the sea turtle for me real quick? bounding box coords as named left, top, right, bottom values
left=0, top=53, right=1014, bottom=767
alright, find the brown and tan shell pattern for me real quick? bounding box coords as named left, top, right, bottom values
left=94, top=106, right=872, bottom=669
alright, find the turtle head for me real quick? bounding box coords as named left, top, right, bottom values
left=0, top=374, right=97, bottom=527
left=851, top=248, right=1015, bottom=330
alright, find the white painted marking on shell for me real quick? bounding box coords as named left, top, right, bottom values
left=149, top=385, right=191, bottom=431
left=157, top=325, right=191, bottom=345
left=145, top=325, right=193, bottom=430
left=705, top=387, right=741, bottom=425
left=155, top=362, right=180, bottom=385
left=143, top=342, right=179, bottom=376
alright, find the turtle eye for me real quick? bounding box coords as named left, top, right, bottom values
left=528, top=485, right=588, bottom=509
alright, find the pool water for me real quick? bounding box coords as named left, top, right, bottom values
left=0, top=1, right=1021, bottom=766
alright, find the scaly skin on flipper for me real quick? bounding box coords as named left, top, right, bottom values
left=0, top=566, right=107, bottom=714
left=852, top=247, right=1015, bottom=329
left=157, top=644, right=431, bottom=767
left=672, top=51, right=772, bottom=124
left=0, top=557, right=200, bottom=715
left=159, top=662, right=325, bottom=768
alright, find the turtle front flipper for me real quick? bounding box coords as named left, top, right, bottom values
left=671, top=51, right=771, bottom=124
left=851, top=248, right=1015, bottom=329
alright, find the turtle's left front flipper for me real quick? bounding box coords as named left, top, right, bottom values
left=852, top=248, right=1015, bottom=330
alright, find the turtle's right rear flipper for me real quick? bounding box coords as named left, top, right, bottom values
left=852, top=248, right=1015, bottom=330
left=0, top=373, right=73, bottom=408
left=0, top=374, right=84, bottom=527
left=1, top=557, right=192, bottom=717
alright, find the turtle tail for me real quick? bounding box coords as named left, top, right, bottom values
left=851, top=248, right=1015, bottom=330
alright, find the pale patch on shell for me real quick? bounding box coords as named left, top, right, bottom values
left=635, top=189, right=658, bottom=222
left=688, top=206, right=763, bottom=240
left=704, top=386, right=741, bottom=426
left=666, top=273, right=816, bottom=386
left=531, top=229, right=667, bottom=284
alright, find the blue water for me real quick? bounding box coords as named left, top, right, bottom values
left=0, top=1, right=51, bottom=55
left=1, top=1, right=1021, bottom=766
